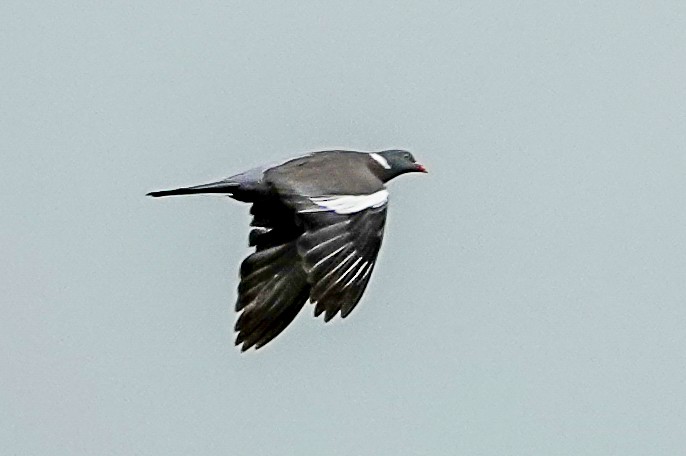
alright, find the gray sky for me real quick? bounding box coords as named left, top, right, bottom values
left=2, top=1, right=685, bottom=455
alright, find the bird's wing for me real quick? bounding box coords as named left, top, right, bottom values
left=237, top=173, right=389, bottom=348
left=291, top=191, right=389, bottom=321
left=234, top=200, right=310, bottom=351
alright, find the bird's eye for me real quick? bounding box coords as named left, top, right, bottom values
left=404, top=153, right=411, bottom=160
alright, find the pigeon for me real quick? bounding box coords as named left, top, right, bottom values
left=148, top=149, right=427, bottom=351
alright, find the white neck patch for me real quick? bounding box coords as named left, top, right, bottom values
left=307, top=189, right=389, bottom=214
left=370, top=153, right=391, bottom=169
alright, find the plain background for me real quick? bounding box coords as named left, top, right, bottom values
left=2, top=1, right=685, bottom=455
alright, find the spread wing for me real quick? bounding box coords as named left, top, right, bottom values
left=235, top=188, right=389, bottom=349
left=293, top=192, right=388, bottom=322
left=234, top=201, right=310, bottom=351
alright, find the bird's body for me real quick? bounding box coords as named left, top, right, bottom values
left=148, top=149, right=426, bottom=351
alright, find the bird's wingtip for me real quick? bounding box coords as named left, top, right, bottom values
left=237, top=340, right=252, bottom=353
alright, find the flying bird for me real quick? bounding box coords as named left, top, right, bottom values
left=148, top=149, right=427, bottom=351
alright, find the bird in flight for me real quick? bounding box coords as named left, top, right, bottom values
left=148, top=149, right=427, bottom=351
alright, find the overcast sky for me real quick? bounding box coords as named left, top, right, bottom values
left=2, top=1, right=685, bottom=455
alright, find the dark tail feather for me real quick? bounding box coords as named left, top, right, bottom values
left=146, top=180, right=240, bottom=197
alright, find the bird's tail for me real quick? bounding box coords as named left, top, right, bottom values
left=146, top=179, right=240, bottom=197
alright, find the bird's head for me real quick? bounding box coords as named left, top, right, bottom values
left=370, top=149, right=427, bottom=182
